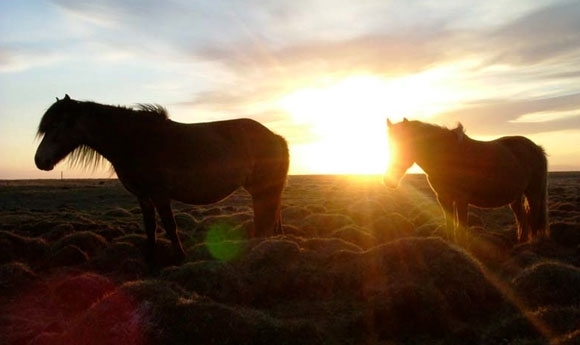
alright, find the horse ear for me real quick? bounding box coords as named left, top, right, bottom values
left=64, top=94, right=71, bottom=101
left=403, top=118, right=408, bottom=123
left=455, top=123, right=465, bottom=143
left=56, top=97, right=60, bottom=102
left=387, top=119, right=393, bottom=128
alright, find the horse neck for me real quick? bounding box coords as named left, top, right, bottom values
left=80, top=105, right=146, bottom=165
left=412, top=130, right=460, bottom=176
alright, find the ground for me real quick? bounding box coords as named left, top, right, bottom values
left=1, top=173, right=579, bottom=345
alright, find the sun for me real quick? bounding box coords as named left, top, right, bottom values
left=278, top=76, right=386, bottom=174
left=278, top=72, right=462, bottom=175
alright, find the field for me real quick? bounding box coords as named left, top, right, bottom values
left=1, top=173, right=579, bottom=345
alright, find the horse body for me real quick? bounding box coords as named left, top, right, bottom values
left=385, top=118, right=548, bottom=242
left=423, top=136, right=532, bottom=207
left=110, top=119, right=281, bottom=203
left=35, top=95, right=289, bottom=265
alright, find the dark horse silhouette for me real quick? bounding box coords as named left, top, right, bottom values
left=35, top=95, right=289, bottom=264
left=384, top=118, right=548, bottom=242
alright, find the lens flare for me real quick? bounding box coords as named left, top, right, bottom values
left=205, top=221, right=246, bottom=262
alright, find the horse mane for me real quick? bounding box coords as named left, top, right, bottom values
left=132, top=103, right=169, bottom=120
left=38, top=98, right=170, bottom=172
left=75, top=102, right=169, bottom=171
left=84, top=102, right=169, bottom=122
left=410, top=120, right=465, bottom=144
left=37, top=100, right=168, bottom=134
left=68, top=145, right=110, bottom=172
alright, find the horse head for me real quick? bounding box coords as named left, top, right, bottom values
left=384, top=118, right=415, bottom=188
left=35, top=94, right=83, bottom=171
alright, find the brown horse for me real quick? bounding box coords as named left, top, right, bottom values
left=384, top=118, right=548, bottom=242
left=35, top=95, right=289, bottom=265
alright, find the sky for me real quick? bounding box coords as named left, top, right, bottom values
left=1, top=0, right=579, bottom=179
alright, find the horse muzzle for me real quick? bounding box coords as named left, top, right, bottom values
left=383, top=173, right=402, bottom=189
left=35, top=154, right=55, bottom=171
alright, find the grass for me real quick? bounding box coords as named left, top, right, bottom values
left=0, top=173, right=579, bottom=344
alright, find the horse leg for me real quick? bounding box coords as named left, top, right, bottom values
left=525, top=195, right=541, bottom=240
left=250, top=185, right=284, bottom=238
left=456, top=201, right=469, bottom=244
left=139, top=198, right=157, bottom=266
left=510, top=196, right=528, bottom=242
left=526, top=183, right=548, bottom=241
left=437, top=195, right=456, bottom=241
left=154, top=199, right=186, bottom=262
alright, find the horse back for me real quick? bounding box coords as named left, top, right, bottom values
left=458, top=135, right=544, bottom=173
left=496, top=136, right=546, bottom=166
left=162, top=118, right=281, bottom=162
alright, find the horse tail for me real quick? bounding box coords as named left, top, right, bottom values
left=259, top=134, right=290, bottom=185
left=537, top=146, right=549, bottom=237
left=530, top=145, right=549, bottom=240
left=246, top=129, right=289, bottom=237
left=276, top=134, right=290, bottom=182
left=269, top=134, right=290, bottom=232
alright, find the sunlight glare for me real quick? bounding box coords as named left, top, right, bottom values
left=279, top=72, right=460, bottom=174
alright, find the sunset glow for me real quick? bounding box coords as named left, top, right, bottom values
left=279, top=76, right=388, bottom=174
left=278, top=72, right=463, bottom=174
left=1, top=1, right=579, bottom=178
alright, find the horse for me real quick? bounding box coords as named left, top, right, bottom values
left=384, top=118, right=548, bottom=243
left=35, top=94, right=289, bottom=265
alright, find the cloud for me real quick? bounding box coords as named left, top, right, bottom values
left=45, top=1, right=580, bottom=87
left=484, top=1, right=580, bottom=65
left=510, top=109, right=580, bottom=123
left=42, top=0, right=580, bottom=138
left=176, top=1, right=580, bottom=147
left=426, top=1, right=580, bottom=137
left=0, top=45, right=65, bottom=73
left=52, top=0, right=315, bottom=56
left=51, top=0, right=465, bottom=74
left=433, top=93, right=580, bottom=135
left=198, top=28, right=454, bottom=77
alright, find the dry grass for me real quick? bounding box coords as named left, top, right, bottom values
left=1, top=173, right=579, bottom=344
